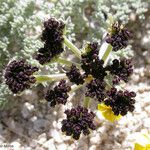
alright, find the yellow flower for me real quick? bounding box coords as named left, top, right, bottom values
left=84, top=75, right=93, bottom=83
left=134, top=143, right=145, bottom=150
left=134, top=134, right=150, bottom=150
left=134, top=143, right=150, bottom=150
left=97, top=103, right=122, bottom=122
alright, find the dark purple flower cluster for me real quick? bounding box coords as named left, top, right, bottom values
left=104, top=88, right=136, bottom=116
left=36, top=18, right=65, bottom=64
left=105, top=22, right=132, bottom=51
left=45, top=80, right=71, bottom=107
left=4, top=59, right=38, bottom=94
left=106, top=58, right=133, bottom=84
left=66, top=65, right=84, bottom=85
left=61, top=106, right=96, bottom=140
left=81, top=42, right=107, bottom=80
left=86, top=79, right=106, bottom=102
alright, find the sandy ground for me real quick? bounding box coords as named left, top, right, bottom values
left=0, top=65, right=149, bottom=150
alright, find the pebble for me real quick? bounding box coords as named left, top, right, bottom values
left=38, top=133, right=47, bottom=144
left=23, top=146, right=32, bottom=150
left=50, top=129, right=63, bottom=143
left=21, top=102, right=34, bottom=118
left=56, top=119, right=62, bottom=129
left=90, top=135, right=101, bottom=144
left=11, top=141, right=21, bottom=150
left=29, top=140, right=37, bottom=148
left=77, top=140, right=88, bottom=150
left=28, top=128, right=39, bottom=138
left=43, top=139, right=56, bottom=150
left=144, top=118, right=150, bottom=128
left=89, top=145, right=97, bottom=150
left=67, top=144, right=76, bottom=150
left=22, top=90, right=38, bottom=101
left=33, top=119, right=49, bottom=132
left=56, top=144, right=67, bottom=150
left=30, top=116, right=37, bottom=122
left=97, top=126, right=107, bottom=133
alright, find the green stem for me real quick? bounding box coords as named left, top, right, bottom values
left=56, top=57, right=81, bottom=68
left=34, top=74, right=67, bottom=83
left=83, top=97, right=91, bottom=108
left=101, top=44, right=113, bottom=62
left=105, top=80, right=112, bottom=89
left=64, top=36, right=81, bottom=59
left=70, top=84, right=83, bottom=94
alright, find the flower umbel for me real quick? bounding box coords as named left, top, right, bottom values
left=66, top=64, right=84, bottom=85
left=106, top=58, right=133, bottom=84
left=45, top=80, right=71, bottom=107
left=104, top=88, right=136, bottom=116
left=86, top=79, right=106, bottom=102
left=106, top=22, right=132, bottom=51
left=81, top=42, right=107, bottom=79
left=3, top=16, right=137, bottom=141
left=61, top=106, right=96, bottom=140
left=4, top=59, right=38, bottom=94
left=36, top=18, right=65, bottom=64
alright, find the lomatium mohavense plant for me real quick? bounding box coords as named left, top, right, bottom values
left=3, top=17, right=136, bottom=140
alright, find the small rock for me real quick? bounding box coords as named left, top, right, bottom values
left=90, top=135, right=101, bottom=144
left=56, top=144, right=67, bottom=150
left=67, top=144, right=76, bottom=150
left=29, top=140, right=37, bottom=148
left=144, top=118, right=150, bottom=128
left=97, top=126, right=107, bottom=133
left=33, top=119, right=50, bottom=132
left=52, top=121, right=57, bottom=127
left=23, top=146, right=32, bottom=150
left=21, top=102, right=34, bottom=118
left=34, top=147, right=43, bottom=150
left=62, top=134, right=71, bottom=141
left=30, top=116, right=37, bottom=122
left=141, top=129, right=149, bottom=134
left=50, top=129, right=63, bottom=143
left=56, top=119, right=62, bottom=129
left=143, top=102, right=150, bottom=108
left=77, top=140, right=88, bottom=150
left=11, top=141, right=21, bottom=150
left=8, top=119, right=23, bottom=135
left=22, top=90, right=38, bottom=101
left=38, top=133, right=47, bottom=144
left=43, top=139, right=56, bottom=150
left=28, top=128, right=39, bottom=138
left=89, top=145, right=97, bottom=150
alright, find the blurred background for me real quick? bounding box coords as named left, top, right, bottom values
left=0, top=0, right=150, bottom=150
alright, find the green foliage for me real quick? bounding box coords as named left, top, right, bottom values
left=44, top=0, right=149, bottom=42
left=0, top=0, right=42, bottom=107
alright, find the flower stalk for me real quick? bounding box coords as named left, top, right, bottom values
left=101, top=43, right=113, bottom=62
left=69, top=84, right=83, bottom=94
left=64, top=36, right=81, bottom=59
left=56, top=57, right=81, bottom=68
left=34, top=74, right=67, bottom=83
left=83, top=96, right=91, bottom=108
